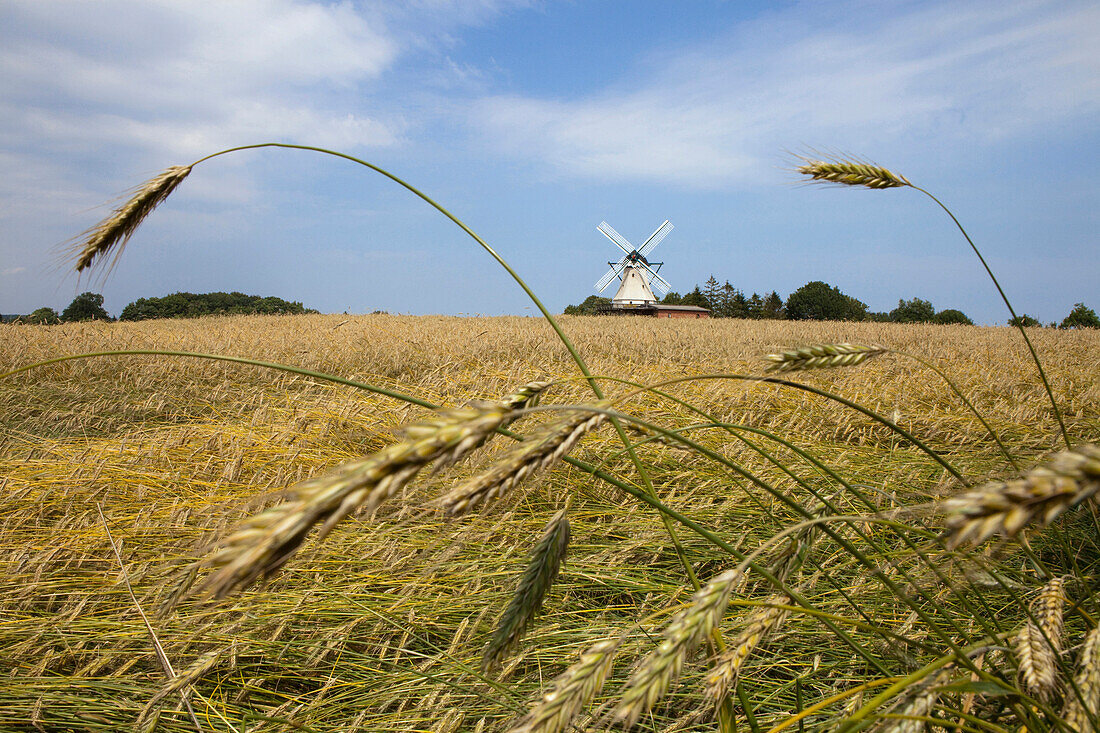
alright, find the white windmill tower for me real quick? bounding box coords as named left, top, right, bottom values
left=594, top=220, right=674, bottom=309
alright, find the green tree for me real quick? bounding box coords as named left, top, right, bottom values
left=761, top=291, right=785, bottom=319
left=716, top=282, right=740, bottom=318
left=680, top=286, right=710, bottom=309
left=785, top=281, right=867, bottom=321
left=933, top=309, right=973, bottom=325
left=26, top=307, right=61, bottom=324
left=61, top=292, right=111, bottom=322
left=1060, top=303, right=1100, bottom=329
left=563, top=295, right=611, bottom=315
left=889, top=297, right=935, bottom=323
left=702, top=276, right=721, bottom=311
left=747, top=293, right=764, bottom=319
left=120, top=292, right=315, bottom=320
left=661, top=291, right=682, bottom=305
left=1008, top=314, right=1041, bottom=327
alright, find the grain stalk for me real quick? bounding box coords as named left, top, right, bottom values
left=796, top=153, right=1070, bottom=449
left=482, top=507, right=571, bottom=673
left=941, top=444, right=1100, bottom=549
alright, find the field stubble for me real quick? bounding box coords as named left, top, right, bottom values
left=1, top=314, right=1098, bottom=732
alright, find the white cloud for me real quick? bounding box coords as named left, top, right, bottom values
left=2, top=267, right=27, bottom=276
left=468, top=0, right=1100, bottom=186
left=0, top=0, right=404, bottom=162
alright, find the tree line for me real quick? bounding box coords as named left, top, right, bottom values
left=10, top=291, right=316, bottom=324
left=564, top=276, right=1100, bottom=328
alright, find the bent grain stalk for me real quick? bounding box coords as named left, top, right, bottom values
left=482, top=507, right=571, bottom=673
left=764, top=343, right=888, bottom=374
left=440, top=407, right=608, bottom=515
left=506, top=637, right=622, bottom=733
left=941, top=444, right=1100, bottom=549
left=186, top=382, right=548, bottom=600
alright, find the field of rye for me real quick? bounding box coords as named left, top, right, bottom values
left=2, top=313, right=1098, bottom=732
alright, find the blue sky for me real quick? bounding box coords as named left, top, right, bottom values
left=1, top=0, right=1097, bottom=324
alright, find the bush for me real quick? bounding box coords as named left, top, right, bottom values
left=1060, top=303, right=1100, bottom=329
left=785, top=281, right=867, bottom=321
left=889, top=297, right=935, bottom=323
left=61, top=292, right=111, bottom=322
left=562, top=295, right=610, bottom=315
left=120, top=292, right=314, bottom=321
left=1008, top=314, right=1040, bottom=327
left=933, top=309, right=973, bottom=325
left=25, top=307, right=61, bottom=325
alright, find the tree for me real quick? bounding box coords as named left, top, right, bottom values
left=889, top=297, right=935, bottom=323
left=747, top=293, right=764, bottom=319
left=702, top=276, right=721, bottom=311
left=26, top=307, right=61, bottom=325
left=933, top=309, right=973, bottom=325
left=661, top=291, right=683, bottom=305
left=680, top=286, right=710, bottom=309
left=1008, top=314, right=1040, bottom=327
left=716, top=282, right=739, bottom=318
left=120, top=292, right=315, bottom=320
left=761, top=291, right=785, bottom=319
left=1060, top=303, right=1100, bottom=329
left=61, top=292, right=110, bottom=322
left=563, top=295, right=610, bottom=315
left=785, top=281, right=867, bottom=321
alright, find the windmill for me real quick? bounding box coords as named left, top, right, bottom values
left=594, top=220, right=674, bottom=308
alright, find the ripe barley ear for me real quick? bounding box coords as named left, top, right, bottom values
left=942, top=444, right=1100, bottom=549
left=704, top=596, right=790, bottom=707
left=764, top=343, right=888, bottom=374
left=441, top=407, right=608, bottom=515
left=483, top=508, right=571, bottom=672
left=1015, top=621, right=1058, bottom=701
left=183, top=383, right=549, bottom=601
left=1063, top=626, right=1100, bottom=732
left=796, top=156, right=910, bottom=189
left=617, top=567, right=745, bottom=726
left=73, top=165, right=192, bottom=273
left=507, top=637, right=622, bottom=733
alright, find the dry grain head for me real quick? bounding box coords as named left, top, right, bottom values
left=764, top=343, right=888, bottom=374
left=796, top=156, right=910, bottom=189
left=942, top=444, right=1100, bottom=548
left=73, top=166, right=192, bottom=273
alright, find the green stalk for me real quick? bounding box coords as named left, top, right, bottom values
left=193, top=144, right=701, bottom=597
left=911, top=185, right=1070, bottom=449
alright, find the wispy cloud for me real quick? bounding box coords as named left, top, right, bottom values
left=1, top=0, right=404, bottom=160
left=2, top=267, right=27, bottom=276
left=468, top=0, right=1100, bottom=186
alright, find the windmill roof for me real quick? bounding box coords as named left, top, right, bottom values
left=652, top=304, right=710, bottom=312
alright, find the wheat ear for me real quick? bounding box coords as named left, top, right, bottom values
left=796, top=157, right=910, bottom=189
left=941, top=444, right=1100, bottom=549
left=1063, top=626, right=1100, bottom=732
left=483, top=508, right=571, bottom=672
left=1014, top=577, right=1066, bottom=701
left=704, top=596, right=790, bottom=706
left=441, top=407, right=608, bottom=515
left=72, top=166, right=192, bottom=273
left=506, top=637, right=622, bottom=733
left=186, top=382, right=549, bottom=600
left=137, top=649, right=223, bottom=726
left=764, top=344, right=888, bottom=374
left=617, top=567, right=746, bottom=726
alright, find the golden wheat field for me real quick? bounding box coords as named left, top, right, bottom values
left=2, top=314, right=1098, bottom=733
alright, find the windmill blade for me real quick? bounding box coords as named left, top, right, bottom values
left=638, top=261, right=671, bottom=296
left=597, top=221, right=635, bottom=254
left=638, top=220, right=673, bottom=258
left=595, top=263, right=626, bottom=292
